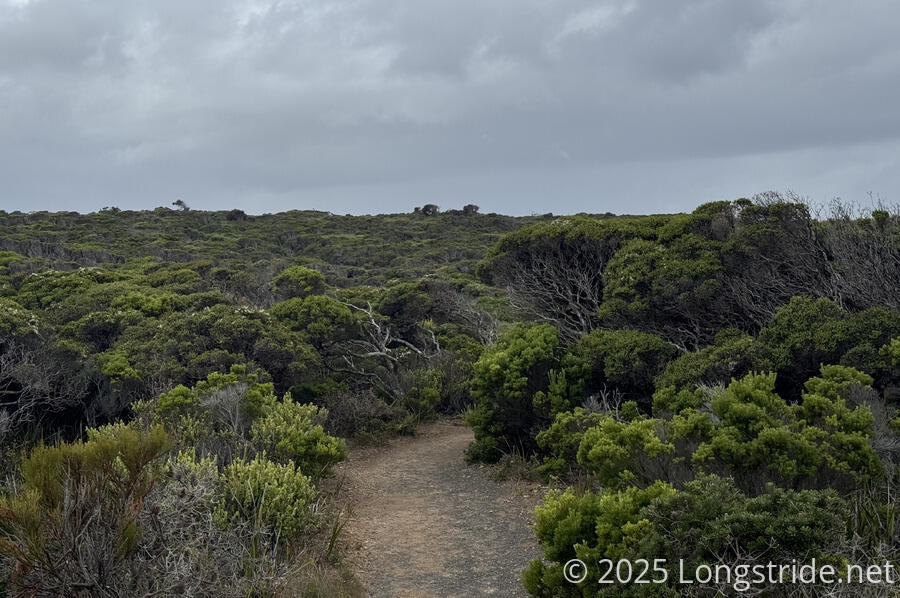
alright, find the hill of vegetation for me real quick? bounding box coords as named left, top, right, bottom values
left=0, top=207, right=549, bottom=287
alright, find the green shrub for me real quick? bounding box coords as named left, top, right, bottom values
left=569, top=368, right=885, bottom=495
left=466, top=323, right=560, bottom=463
left=693, top=368, right=882, bottom=489
left=272, top=266, right=326, bottom=300
left=524, top=475, right=850, bottom=597
left=148, top=365, right=278, bottom=461
left=0, top=424, right=170, bottom=595
left=250, top=396, right=346, bottom=479
left=110, top=290, right=177, bottom=317
left=758, top=297, right=900, bottom=398
left=317, top=389, right=413, bottom=442
left=654, top=328, right=772, bottom=397
left=535, top=408, right=606, bottom=479
left=270, top=295, right=354, bottom=347
left=646, top=475, right=848, bottom=563
left=598, top=233, right=726, bottom=349
left=0, top=297, right=39, bottom=339
left=523, top=482, right=674, bottom=596
left=650, top=385, right=709, bottom=415
left=555, top=328, right=678, bottom=411
left=216, top=455, right=317, bottom=541
left=194, top=365, right=277, bottom=417
left=396, top=367, right=444, bottom=419
left=576, top=417, right=675, bottom=488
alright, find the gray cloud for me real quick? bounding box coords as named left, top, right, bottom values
left=1, top=0, right=899, bottom=214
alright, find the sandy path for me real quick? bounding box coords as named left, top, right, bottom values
left=337, top=419, right=547, bottom=598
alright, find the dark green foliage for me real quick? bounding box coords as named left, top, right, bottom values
left=466, top=323, right=560, bottom=462
left=95, top=303, right=319, bottom=397
left=316, top=388, right=416, bottom=442
left=272, top=266, right=327, bottom=300
left=375, top=281, right=433, bottom=336
left=0, top=209, right=543, bottom=287
left=653, top=328, right=773, bottom=399
left=759, top=297, right=900, bottom=399
left=555, top=328, right=678, bottom=410
left=535, top=408, right=606, bottom=479
left=269, top=295, right=354, bottom=348
left=524, top=476, right=849, bottom=597
left=599, top=233, right=727, bottom=349
left=476, top=215, right=659, bottom=342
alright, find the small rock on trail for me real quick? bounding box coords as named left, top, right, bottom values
left=337, top=419, right=548, bottom=598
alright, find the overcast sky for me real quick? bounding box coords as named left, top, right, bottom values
left=1, top=0, right=899, bottom=215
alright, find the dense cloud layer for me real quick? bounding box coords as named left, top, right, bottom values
left=1, top=0, right=899, bottom=214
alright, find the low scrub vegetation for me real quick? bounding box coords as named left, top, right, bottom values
left=2, top=195, right=900, bottom=596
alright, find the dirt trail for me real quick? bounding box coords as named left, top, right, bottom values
left=337, top=419, right=548, bottom=598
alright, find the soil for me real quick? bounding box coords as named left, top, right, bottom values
left=337, top=419, right=549, bottom=598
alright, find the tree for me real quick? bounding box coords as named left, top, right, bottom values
left=333, top=301, right=441, bottom=401
left=477, top=217, right=650, bottom=343
left=599, top=233, right=728, bottom=350
left=821, top=200, right=900, bottom=311
left=721, top=194, right=836, bottom=329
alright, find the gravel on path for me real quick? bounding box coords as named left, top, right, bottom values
left=337, top=419, right=548, bottom=598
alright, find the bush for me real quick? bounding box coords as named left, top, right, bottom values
left=576, top=416, right=676, bottom=488
left=523, top=482, right=675, bottom=596
left=466, top=323, right=560, bottom=463
left=317, top=389, right=414, bottom=442
left=146, top=365, right=277, bottom=456
left=216, top=454, right=317, bottom=541
left=395, top=367, right=443, bottom=419
left=535, top=407, right=606, bottom=479
left=272, top=266, right=326, bottom=301
left=693, top=368, right=882, bottom=491
left=0, top=424, right=171, bottom=596
left=141, top=451, right=288, bottom=596
left=654, top=328, right=773, bottom=398
left=524, top=475, right=850, bottom=597
left=758, top=297, right=900, bottom=399
left=556, top=328, right=678, bottom=411
left=250, top=396, right=347, bottom=479
left=569, top=368, right=886, bottom=495
left=270, top=295, right=354, bottom=347
left=599, top=233, right=726, bottom=349
left=429, top=348, right=477, bottom=414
